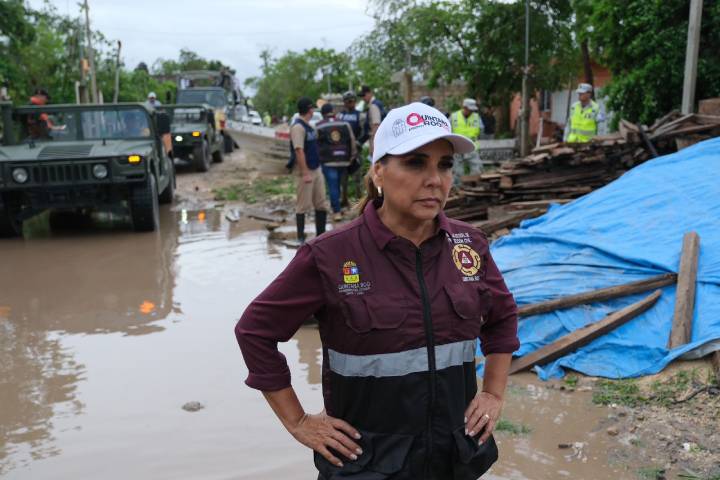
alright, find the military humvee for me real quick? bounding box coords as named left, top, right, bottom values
left=176, top=86, right=236, bottom=154
left=164, top=104, right=223, bottom=172
left=0, top=102, right=175, bottom=236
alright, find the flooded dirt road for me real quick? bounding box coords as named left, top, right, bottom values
left=0, top=154, right=640, bottom=479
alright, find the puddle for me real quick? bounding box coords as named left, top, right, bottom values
left=0, top=208, right=634, bottom=479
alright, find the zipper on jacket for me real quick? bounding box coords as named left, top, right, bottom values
left=415, top=248, right=436, bottom=479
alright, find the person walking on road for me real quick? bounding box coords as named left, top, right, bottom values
left=236, top=101, right=519, bottom=479
left=316, top=103, right=357, bottom=222
left=450, top=98, right=484, bottom=184
left=359, top=85, right=385, bottom=157
left=564, top=83, right=604, bottom=143
left=290, top=97, right=329, bottom=243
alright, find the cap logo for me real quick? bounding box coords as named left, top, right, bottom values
left=406, top=113, right=424, bottom=127
left=392, top=119, right=406, bottom=137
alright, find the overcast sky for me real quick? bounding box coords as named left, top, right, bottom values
left=28, top=0, right=376, bottom=88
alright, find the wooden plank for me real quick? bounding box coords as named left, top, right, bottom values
left=711, top=351, right=720, bottom=383
left=499, top=175, right=514, bottom=189
left=649, top=110, right=681, bottom=132
left=698, top=98, right=720, bottom=116
left=517, top=273, right=676, bottom=318
left=650, top=114, right=695, bottom=138
left=656, top=122, right=720, bottom=138
left=531, top=142, right=561, bottom=154
left=510, top=290, right=662, bottom=374
left=668, top=232, right=701, bottom=349
left=472, top=208, right=544, bottom=234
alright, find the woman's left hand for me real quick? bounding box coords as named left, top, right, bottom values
left=464, top=391, right=503, bottom=445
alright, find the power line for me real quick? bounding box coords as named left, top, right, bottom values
left=101, top=23, right=372, bottom=37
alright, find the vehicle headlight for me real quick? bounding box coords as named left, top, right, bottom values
left=175, top=135, right=183, bottom=142
left=92, top=164, right=109, bottom=179
left=12, top=167, right=28, bottom=184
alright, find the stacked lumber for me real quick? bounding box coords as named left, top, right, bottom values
left=446, top=110, right=720, bottom=237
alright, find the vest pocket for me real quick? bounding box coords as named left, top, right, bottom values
left=314, top=429, right=414, bottom=479
left=340, top=294, right=409, bottom=334
left=451, top=427, right=499, bottom=479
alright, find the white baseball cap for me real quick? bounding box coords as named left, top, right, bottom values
left=462, top=98, right=479, bottom=111
left=576, top=83, right=593, bottom=94
left=148, top=91, right=157, bottom=99
left=372, top=102, right=475, bottom=164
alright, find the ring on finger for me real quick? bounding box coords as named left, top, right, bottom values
left=482, top=413, right=490, bottom=421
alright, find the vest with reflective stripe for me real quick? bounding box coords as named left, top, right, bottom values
left=567, top=100, right=599, bottom=143
left=451, top=110, right=482, bottom=139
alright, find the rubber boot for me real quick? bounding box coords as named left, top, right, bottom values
left=296, top=213, right=306, bottom=244
left=315, top=210, right=327, bottom=237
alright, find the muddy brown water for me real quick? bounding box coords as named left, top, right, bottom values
left=0, top=208, right=635, bottom=479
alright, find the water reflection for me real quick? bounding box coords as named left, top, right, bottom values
left=0, top=207, right=184, bottom=473
left=294, top=325, right=322, bottom=386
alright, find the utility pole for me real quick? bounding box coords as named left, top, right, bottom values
left=519, top=0, right=530, bottom=156
left=113, top=41, right=122, bottom=103
left=681, top=0, right=703, bottom=114
left=83, top=0, right=98, bottom=104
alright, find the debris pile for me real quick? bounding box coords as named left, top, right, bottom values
left=446, top=109, right=720, bottom=239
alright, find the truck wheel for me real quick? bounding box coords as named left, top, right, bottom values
left=223, top=133, right=234, bottom=154
left=0, top=207, right=22, bottom=237
left=193, top=140, right=210, bottom=172
left=159, top=163, right=175, bottom=205
left=212, top=143, right=224, bottom=163
left=130, top=173, right=160, bottom=232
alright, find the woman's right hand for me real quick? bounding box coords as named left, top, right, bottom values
left=289, top=410, right=363, bottom=467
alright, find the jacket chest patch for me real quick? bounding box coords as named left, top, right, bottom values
left=452, top=244, right=482, bottom=282
left=338, top=260, right=372, bottom=295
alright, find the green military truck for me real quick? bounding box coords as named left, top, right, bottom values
left=164, top=103, right=223, bottom=172
left=0, top=102, right=175, bottom=236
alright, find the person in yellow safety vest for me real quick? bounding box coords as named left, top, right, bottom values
left=450, top=98, right=484, bottom=184
left=564, top=83, right=605, bottom=143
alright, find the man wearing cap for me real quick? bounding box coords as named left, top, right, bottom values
left=564, top=83, right=604, bottom=143
left=316, top=103, right=357, bottom=222
left=358, top=85, right=385, bottom=156
left=450, top=98, right=484, bottom=183
left=236, top=101, right=518, bottom=479
left=336, top=91, right=363, bottom=208
left=145, top=92, right=162, bottom=109
left=290, top=97, right=329, bottom=243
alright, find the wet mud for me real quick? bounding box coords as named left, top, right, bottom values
left=1, top=203, right=639, bottom=479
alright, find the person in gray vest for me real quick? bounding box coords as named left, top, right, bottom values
left=317, top=103, right=357, bottom=222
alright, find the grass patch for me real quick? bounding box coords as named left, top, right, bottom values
left=637, top=467, right=666, bottom=479
left=213, top=176, right=295, bottom=204
left=564, top=374, right=579, bottom=388
left=495, top=418, right=532, bottom=435
left=592, top=379, right=646, bottom=407
left=593, top=369, right=710, bottom=408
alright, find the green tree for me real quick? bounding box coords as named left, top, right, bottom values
left=579, top=0, right=720, bottom=125
left=247, top=47, right=352, bottom=117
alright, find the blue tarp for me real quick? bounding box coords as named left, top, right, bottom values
left=477, top=137, right=720, bottom=380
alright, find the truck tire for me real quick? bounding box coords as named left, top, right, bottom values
left=0, top=207, right=22, bottom=238
left=212, top=143, right=224, bottom=163
left=159, top=163, right=175, bottom=205
left=193, top=140, right=210, bottom=172
left=223, top=133, right=234, bottom=153
left=129, top=173, right=159, bottom=232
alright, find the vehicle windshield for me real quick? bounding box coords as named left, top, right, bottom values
left=166, top=107, right=206, bottom=124
left=11, top=107, right=152, bottom=143
left=177, top=89, right=227, bottom=109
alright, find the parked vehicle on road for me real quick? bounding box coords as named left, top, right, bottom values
left=0, top=102, right=174, bottom=235
left=249, top=110, right=262, bottom=126
left=164, top=104, right=223, bottom=172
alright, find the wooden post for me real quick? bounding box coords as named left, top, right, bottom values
left=113, top=41, right=122, bottom=103
left=83, top=0, right=98, bottom=104
left=711, top=351, right=720, bottom=383
left=510, top=290, right=662, bottom=374
left=668, top=232, right=700, bottom=349
left=681, top=0, right=703, bottom=114
left=517, top=273, right=676, bottom=318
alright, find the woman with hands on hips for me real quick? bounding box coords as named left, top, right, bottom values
left=235, top=102, right=519, bottom=479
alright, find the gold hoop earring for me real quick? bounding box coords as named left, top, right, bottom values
left=377, top=186, right=383, bottom=196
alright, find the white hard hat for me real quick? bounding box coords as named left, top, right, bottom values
left=462, top=98, right=479, bottom=111
left=576, top=83, right=593, bottom=94
left=148, top=91, right=157, bottom=99
left=371, top=102, right=475, bottom=164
